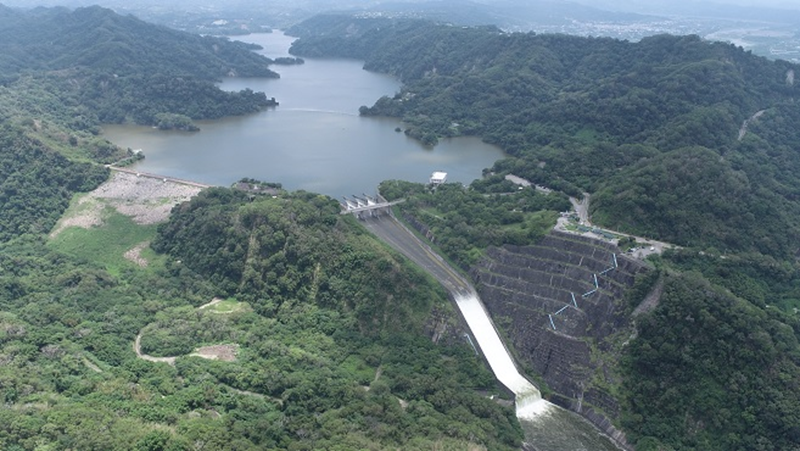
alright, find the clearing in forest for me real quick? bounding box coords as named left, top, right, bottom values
left=48, top=171, right=204, bottom=274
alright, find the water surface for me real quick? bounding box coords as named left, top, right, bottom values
left=103, top=32, right=504, bottom=198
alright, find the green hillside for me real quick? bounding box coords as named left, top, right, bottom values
left=0, top=6, right=277, bottom=131
left=289, top=16, right=800, bottom=450
left=289, top=17, right=800, bottom=259
left=0, top=161, right=524, bottom=449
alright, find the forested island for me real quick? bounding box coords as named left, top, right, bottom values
left=5, top=5, right=800, bottom=451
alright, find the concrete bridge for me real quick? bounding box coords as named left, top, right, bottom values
left=339, top=193, right=405, bottom=219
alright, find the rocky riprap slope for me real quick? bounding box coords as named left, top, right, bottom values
left=472, top=231, right=648, bottom=443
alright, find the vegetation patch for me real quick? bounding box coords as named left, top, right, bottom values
left=49, top=208, right=159, bottom=276
left=123, top=241, right=151, bottom=268
left=339, top=354, right=378, bottom=385
left=138, top=305, right=243, bottom=358
left=200, top=298, right=248, bottom=314
left=48, top=171, right=204, bottom=274
left=380, top=178, right=569, bottom=269
left=190, top=344, right=239, bottom=362
left=48, top=194, right=105, bottom=238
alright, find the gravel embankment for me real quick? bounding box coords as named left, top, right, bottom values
left=51, top=171, right=204, bottom=237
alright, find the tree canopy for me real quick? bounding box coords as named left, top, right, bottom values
left=0, top=6, right=279, bottom=130
left=290, top=16, right=800, bottom=258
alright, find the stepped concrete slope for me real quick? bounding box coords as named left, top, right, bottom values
left=361, top=215, right=624, bottom=450
left=473, top=230, right=648, bottom=448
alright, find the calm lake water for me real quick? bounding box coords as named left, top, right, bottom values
left=103, top=32, right=505, bottom=198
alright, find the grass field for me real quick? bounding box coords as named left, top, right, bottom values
left=206, top=299, right=247, bottom=313
left=48, top=207, right=162, bottom=276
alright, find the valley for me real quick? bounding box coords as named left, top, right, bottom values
left=4, top=5, right=800, bottom=451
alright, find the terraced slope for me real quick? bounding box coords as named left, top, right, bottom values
left=472, top=230, right=648, bottom=433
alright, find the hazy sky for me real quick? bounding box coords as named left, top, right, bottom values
left=2, top=0, right=799, bottom=7
left=3, top=0, right=800, bottom=15
left=582, top=0, right=800, bottom=10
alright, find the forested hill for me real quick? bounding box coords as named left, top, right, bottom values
left=0, top=5, right=276, bottom=79
left=289, top=16, right=800, bottom=259
left=0, top=5, right=277, bottom=129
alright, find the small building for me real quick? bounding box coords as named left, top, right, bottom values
left=430, top=171, right=448, bottom=186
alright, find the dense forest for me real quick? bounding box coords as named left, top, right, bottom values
left=289, top=16, right=800, bottom=260
left=378, top=177, right=570, bottom=269
left=0, top=194, right=525, bottom=450
left=288, top=16, right=800, bottom=450
left=0, top=6, right=278, bottom=130
left=0, top=167, right=524, bottom=449
left=622, top=269, right=800, bottom=450
left=0, top=124, right=109, bottom=242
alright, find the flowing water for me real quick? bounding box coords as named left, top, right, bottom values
left=454, top=293, right=622, bottom=451
left=454, top=293, right=542, bottom=399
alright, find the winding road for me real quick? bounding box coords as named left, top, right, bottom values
left=133, top=333, right=176, bottom=365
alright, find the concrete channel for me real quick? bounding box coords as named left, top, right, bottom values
left=360, top=214, right=623, bottom=451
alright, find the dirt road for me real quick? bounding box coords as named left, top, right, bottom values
left=738, top=109, right=766, bottom=141
left=133, top=333, right=176, bottom=365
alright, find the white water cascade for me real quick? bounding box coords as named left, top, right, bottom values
left=454, top=291, right=621, bottom=450
left=453, top=292, right=548, bottom=414
left=361, top=215, right=621, bottom=450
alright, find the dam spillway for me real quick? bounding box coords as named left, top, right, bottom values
left=453, top=292, right=542, bottom=404
left=454, top=293, right=621, bottom=450
left=360, top=214, right=622, bottom=450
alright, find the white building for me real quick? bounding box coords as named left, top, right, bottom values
left=430, top=171, right=448, bottom=185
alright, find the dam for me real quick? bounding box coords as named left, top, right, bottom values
left=359, top=213, right=623, bottom=450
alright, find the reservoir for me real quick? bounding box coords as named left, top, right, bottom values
left=104, top=31, right=621, bottom=450
left=103, top=32, right=505, bottom=198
